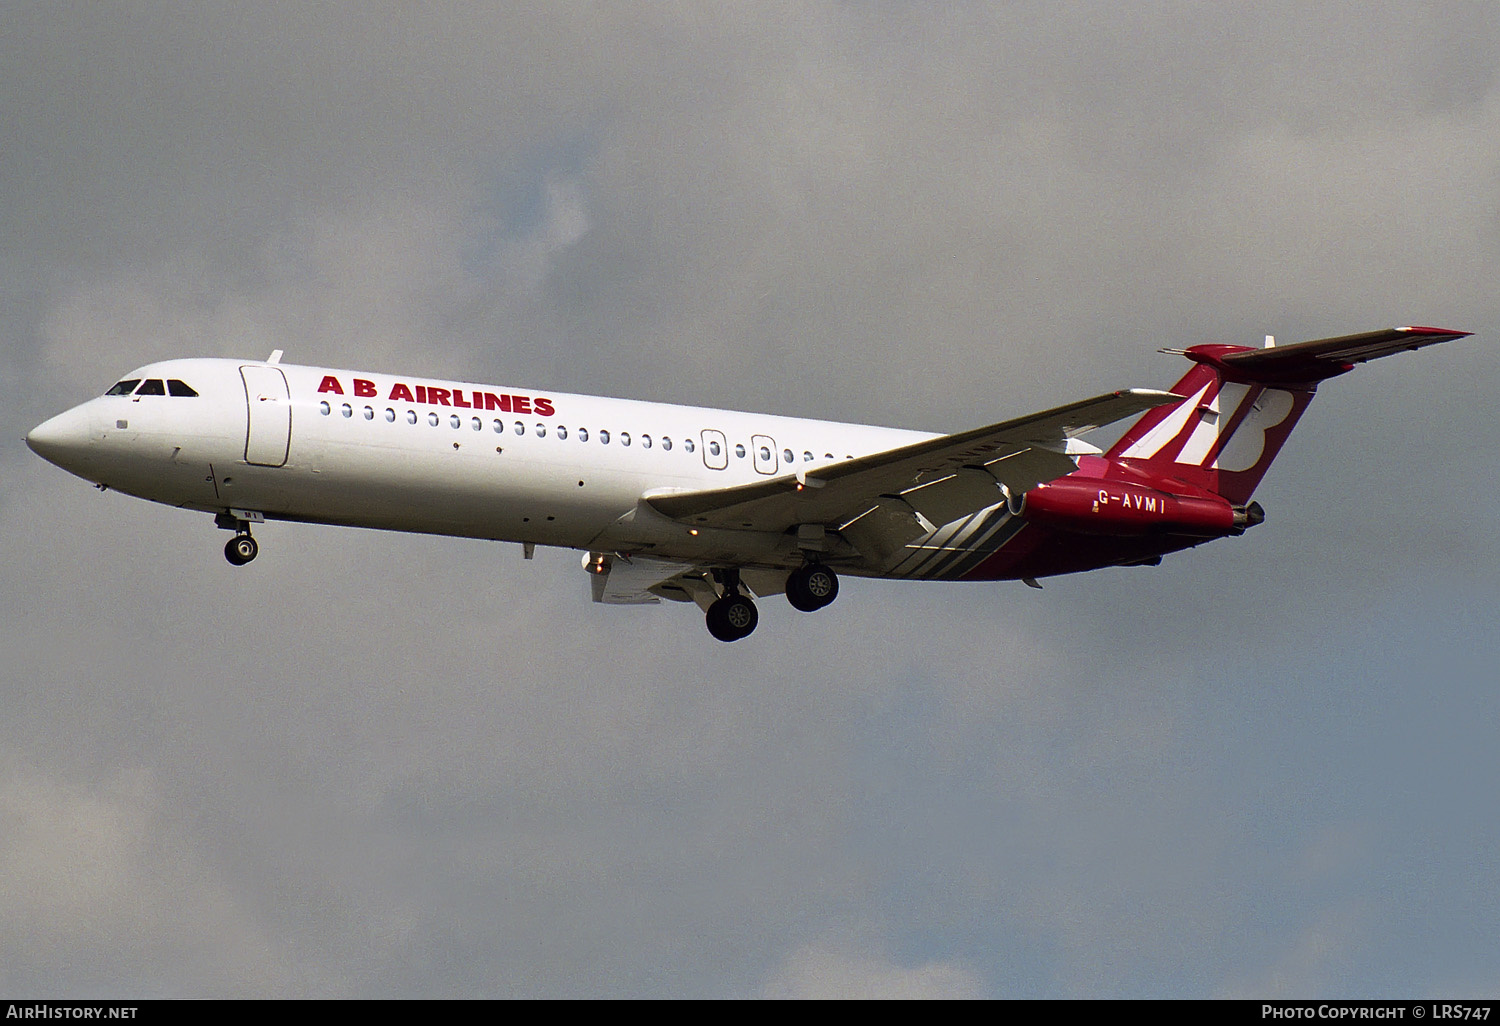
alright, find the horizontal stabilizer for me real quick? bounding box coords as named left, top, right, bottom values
left=1220, top=326, right=1471, bottom=382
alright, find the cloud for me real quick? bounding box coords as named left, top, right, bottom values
left=759, top=941, right=985, bottom=1000
left=1215, top=905, right=1370, bottom=999
left=0, top=757, right=310, bottom=996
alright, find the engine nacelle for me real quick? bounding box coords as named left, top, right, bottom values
left=1021, top=477, right=1240, bottom=537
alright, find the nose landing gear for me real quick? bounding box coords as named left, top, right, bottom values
left=215, top=511, right=261, bottom=566
left=224, top=533, right=259, bottom=566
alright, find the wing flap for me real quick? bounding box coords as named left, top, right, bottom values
left=586, top=552, right=788, bottom=608
left=899, top=468, right=1005, bottom=527
left=588, top=554, right=699, bottom=605
left=978, top=445, right=1086, bottom=497
left=838, top=499, right=930, bottom=562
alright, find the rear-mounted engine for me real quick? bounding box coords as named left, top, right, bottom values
left=1020, top=478, right=1263, bottom=538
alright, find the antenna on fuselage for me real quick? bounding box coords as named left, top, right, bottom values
left=267, top=350, right=284, bottom=364
left=1264, top=335, right=1275, bottom=349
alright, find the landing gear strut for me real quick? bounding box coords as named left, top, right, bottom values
left=216, top=511, right=259, bottom=566
left=705, top=568, right=758, bottom=642
left=786, top=563, right=838, bottom=612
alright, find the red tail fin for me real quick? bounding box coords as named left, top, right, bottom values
left=1104, top=349, right=1315, bottom=506
left=1105, top=326, right=1471, bottom=505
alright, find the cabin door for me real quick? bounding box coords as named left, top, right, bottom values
left=240, top=365, right=291, bottom=467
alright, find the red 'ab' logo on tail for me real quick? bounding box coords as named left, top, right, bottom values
left=1117, top=382, right=1296, bottom=474
left=1106, top=354, right=1317, bottom=506
left=1212, top=388, right=1296, bottom=473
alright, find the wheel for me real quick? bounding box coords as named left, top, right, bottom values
left=786, top=563, right=838, bottom=612
left=225, top=534, right=258, bottom=566
left=706, top=594, right=758, bottom=641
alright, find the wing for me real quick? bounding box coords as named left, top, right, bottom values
left=645, top=388, right=1181, bottom=562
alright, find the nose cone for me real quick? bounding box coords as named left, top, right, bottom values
left=27, top=405, right=94, bottom=471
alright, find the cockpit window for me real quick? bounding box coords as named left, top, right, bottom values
left=136, top=379, right=166, bottom=396
left=105, top=379, right=141, bottom=396
left=167, top=379, right=198, bottom=397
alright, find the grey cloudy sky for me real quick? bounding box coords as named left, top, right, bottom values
left=3, top=2, right=1498, bottom=997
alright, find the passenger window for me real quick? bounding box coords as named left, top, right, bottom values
left=620, top=432, right=631, bottom=447
left=535, top=424, right=546, bottom=438
left=557, top=425, right=568, bottom=440
left=472, top=417, right=482, bottom=431
left=684, top=437, right=694, bottom=453
left=385, top=408, right=395, bottom=422
left=514, top=421, right=525, bottom=435
left=136, top=379, right=166, bottom=396
left=319, top=401, right=331, bottom=415
left=447, top=414, right=458, bottom=428
left=662, top=436, right=672, bottom=451
left=803, top=451, right=813, bottom=462
left=641, top=435, right=652, bottom=449
left=167, top=379, right=198, bottom=397
left=600, top=430, right=610, bottom=444
left=407, top=410, right=418, bottom=424
left=428, top=412, right=440, bottom=426
left=364, top=406, right=374, bottom=420
left=708, top=440, right=721, bottom=457
left=494, top=419, right=504, bottom=433
left=105, top=379, right=141, bottom=396
left=783, top=449, right=793, bottom=463
left=760, top=446, right=772, bottom=461
left=342, top=404, right=353, bottom=418
left=578, top=428, right=589, bottom=442
left=734, top=443, right=745, bottom=458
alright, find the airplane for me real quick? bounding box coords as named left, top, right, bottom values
left=26, top=325, right=1471, bottom=641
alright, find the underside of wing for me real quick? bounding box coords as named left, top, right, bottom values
left=644, top=388, right=1180, bottom=560
left=587, top=553, right=785, bottom=610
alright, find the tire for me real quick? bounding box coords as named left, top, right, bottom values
left=225, top=535, right=258, bottom=566
left=786, top=564, right=838, bottom=612
left=706, top=595, right=758, bottom=641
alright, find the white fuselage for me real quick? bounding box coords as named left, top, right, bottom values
left=28, top=357, right=935, bottom=572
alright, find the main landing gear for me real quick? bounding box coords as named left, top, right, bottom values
left=705, top=568, right=758, bottom=642
left=216, top=512, right=259, bottom=566
left=785, top=562, right=838, bottom=612
left=706, top=592, right=758, bottom=642
left=703, top=563, right=840, bottom=642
